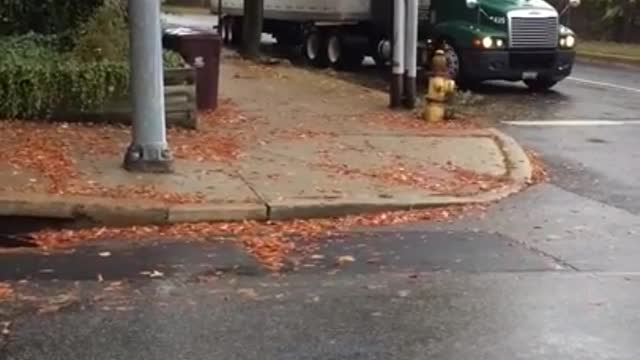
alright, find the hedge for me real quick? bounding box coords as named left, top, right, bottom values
left=0, top=34, right=186, bottom=120
left=0, top=0, right=103, bottom=39
left=0, top=0, right=188, bottom=120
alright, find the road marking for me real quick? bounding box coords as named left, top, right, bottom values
left=567, top=77, right=640, bottom=94
left=502, top=119, right=640, bottom=126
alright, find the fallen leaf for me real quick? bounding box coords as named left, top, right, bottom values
left=0, top=283, right=14, bottom=300
left=38, top=293, right=79, bottom=314
left=336, top=255, right=356, bottom=266
left=237, top=288, right=258, bottom=299
left=1, top=321, right=11, bottom=336
left=141, top=270, right=164, bottom=279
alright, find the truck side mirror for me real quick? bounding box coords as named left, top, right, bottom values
left=569, top=0, right=581, bottom=7
left=466, top=0, right=478, bottom=9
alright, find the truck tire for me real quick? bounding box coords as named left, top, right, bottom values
left=230, top=16, right=243, bottom=46
left=303, top=29, right=329, bottom=68
left=524, top=77, right=558, bottom=91
left=442, top=42, right=461, bottom=82
left=220, top=17, right=231, bottom=44
left=327, top=32, right=364, bottom=70
left=372, top=38, right=391, bottom=68
left=440, top=42, right=477, bottom=90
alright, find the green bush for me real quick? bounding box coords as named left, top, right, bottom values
left=0, top=59, right=129, bottom=118
left=0, top=0, right=103, bottom=38
left=71, top=0, right=129, bottom=62
left=69, top=0, right=186, bottom=67
left=0, top=0, right=187, bottom=120
left=0, top=38, right=185, bottom=120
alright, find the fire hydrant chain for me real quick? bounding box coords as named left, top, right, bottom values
left=424, top=49, right=456, bottom=123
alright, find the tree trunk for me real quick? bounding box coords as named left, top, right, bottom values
left=241, top=0, right=264, bottom=59
left=621, top=0, right=635, bottom=42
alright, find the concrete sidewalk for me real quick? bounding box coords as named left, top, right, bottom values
left=0, top=53, right=531, bottom=226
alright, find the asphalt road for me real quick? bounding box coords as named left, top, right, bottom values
left=2, top=60, right=640, bottom=359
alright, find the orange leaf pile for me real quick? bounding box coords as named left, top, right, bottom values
left=0, top=99, right=252, bottom=203
left=0, top=282, right=14, bottom=301
left=29, top=205, right=483, bottom=271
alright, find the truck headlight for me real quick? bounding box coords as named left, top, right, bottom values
left=565, top=35, right=576, bottom=48
left=482, top=36, right=493, bottom=49
left=475, top=37, right=506, bottom=49
left=560, top=35, right=576, bottom=48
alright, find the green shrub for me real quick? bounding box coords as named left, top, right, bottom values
left=70, top=0, right=186, bottom=67
left=0, top=0, right=103, bottom=38
left=0, top=57, right=129, bottom=119
left=71, top=0, right=129, bottom=62
left=0, top=35, right=185, bottom=120
left=0, top=0, right=188, bottom=120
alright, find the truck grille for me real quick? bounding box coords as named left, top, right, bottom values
left=509, top=16, right=558, bottom=49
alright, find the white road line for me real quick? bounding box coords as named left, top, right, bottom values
left=567, top=77, right=640, bottom=94
left=502, top=120, right=640, bottom=126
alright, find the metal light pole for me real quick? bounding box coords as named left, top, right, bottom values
left=390, top=0, right=406, bottom=108
left=404, top=0, right=419, bottom=109
left=124, top=0, right=174, bottom=173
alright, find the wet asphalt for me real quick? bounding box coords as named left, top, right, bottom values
left=2, top=60, right=640, bottom=359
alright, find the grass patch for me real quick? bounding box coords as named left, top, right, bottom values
left=162, top=5, right=211, bottom=15
left=577, top=41, right=640, bottom=61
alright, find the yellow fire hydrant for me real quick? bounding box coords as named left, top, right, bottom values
left=424, top=49, right=456, bottom=122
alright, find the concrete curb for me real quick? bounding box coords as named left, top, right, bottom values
left=268, top=129, right=533, bottom=220
left=0, top=129, right=532, bottom=226
left=0, top=193, right=268, bottom=225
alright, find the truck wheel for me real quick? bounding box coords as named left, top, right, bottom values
left=439, top=42, right=479, bottom=90
left=304, top=29, right=329, bottom=68
left=220, top=17, right=231, bottom=44
left=524, top=77, right=558, bottom=91
left=327, top=33, right=364, bottom=70
left=372, top=38, right=391, bottom=68
left=442, top=43, right=461, bottom=81
left=230, top=17, right=243, bottom=46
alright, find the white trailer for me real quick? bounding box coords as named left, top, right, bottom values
left=213, top=0, right=372, bottom=22
left=212, top=0, right=431, bottom=69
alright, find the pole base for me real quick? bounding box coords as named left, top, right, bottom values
left=390, top=73, right=404, bottom=109
left=403, top=75, right=417, bottom=109
left=123, top=144, right=174, bottom=174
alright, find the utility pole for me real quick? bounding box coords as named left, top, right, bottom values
left=404, top=0, right=419, bottom=109
left=124, top=0, right=173, bottom=173
left=241, top=0, right=264, bottom=59
left=390, top=0, right=406, bottom=108
left=217, top=0, right=223, bottom=34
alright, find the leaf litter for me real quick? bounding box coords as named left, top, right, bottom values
left=29, top=204, right=483, bottom=271
left=0, top=99, right=250, bottom=203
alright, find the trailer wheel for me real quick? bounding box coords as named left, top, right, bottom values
left=229, top=16, right=243, bottom=46
left=327, top=33, right=364, bottom=70
left=372, top=38, right=391, bottom=68
left=304, top=29, right=329, bottom=68
left=220, top=17, right=231, bottom=44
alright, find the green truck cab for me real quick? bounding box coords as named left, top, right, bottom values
left=429, top=0, right=580, bottom=89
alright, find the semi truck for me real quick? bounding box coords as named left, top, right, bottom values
left=212, top=0, right=580, bottom=90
